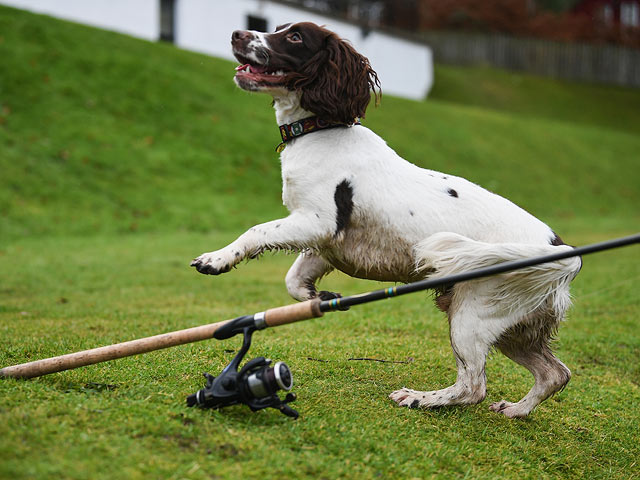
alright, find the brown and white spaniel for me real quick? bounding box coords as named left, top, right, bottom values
left=191, top=22, right=581, bottom=418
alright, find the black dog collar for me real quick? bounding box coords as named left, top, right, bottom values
left=276, top=116, right=360, bottom=153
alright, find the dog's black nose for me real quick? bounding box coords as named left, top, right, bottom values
left=232, top=30, right=251, bottom=42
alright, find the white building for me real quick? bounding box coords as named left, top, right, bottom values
left=0, top=0, right=433, bottom=99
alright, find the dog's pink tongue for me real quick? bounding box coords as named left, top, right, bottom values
left=235, top=63, right=268, bottom=74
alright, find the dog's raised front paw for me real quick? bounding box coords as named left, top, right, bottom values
left=190, top=249, right=239, bottom=275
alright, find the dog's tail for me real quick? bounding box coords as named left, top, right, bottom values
left=414, top=232, right=582, bottom=318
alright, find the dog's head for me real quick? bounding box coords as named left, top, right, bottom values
left=231, top=22, right=380, bottom=124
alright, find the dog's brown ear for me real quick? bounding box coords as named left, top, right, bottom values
left=290, top=34, right=381, bottom=124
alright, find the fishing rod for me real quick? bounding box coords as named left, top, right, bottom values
left=2, top=233, right=638, bottom=418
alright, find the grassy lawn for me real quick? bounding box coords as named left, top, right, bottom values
left=430, top=64, right=640, bottom=136
left=1, top=5, right=639, bottom=480
left=1, top=232, right=638, bottom=479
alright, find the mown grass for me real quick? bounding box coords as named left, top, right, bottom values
left=0, top=5, right=639, bottom=480
left=1, top=233, right=638, bottom=479
left=1, top=6, right=638, bottom=241
left=430, top=64, right=640, bottom=136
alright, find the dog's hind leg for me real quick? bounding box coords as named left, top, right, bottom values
left=490, top=313, right=571, bottom=418
left=285, top=251, right=339, bottom=301
left=390, top=285, right=501, bottom=409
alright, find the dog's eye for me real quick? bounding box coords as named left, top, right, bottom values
left=288, top=32, right=302, bottom=43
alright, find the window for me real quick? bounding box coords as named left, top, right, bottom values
left=621, top=1, right=640, bottom=27
left=247, top=15, right=268, bottom=32
left=160, top=0, right=175, bottom=42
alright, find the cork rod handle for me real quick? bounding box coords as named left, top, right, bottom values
left=1, top=299, right=326, bottom=380
left=0, top=319, right=232, bottom=379
left=263, top=298, right=324, bottom=327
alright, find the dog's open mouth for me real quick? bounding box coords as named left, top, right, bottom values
left=234, top=63, right=287, bottom=85
left=233, top=51, right=287, bottom=89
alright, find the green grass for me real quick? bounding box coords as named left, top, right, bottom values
left=430, top=64, right=640, bottom=136
left=1, top=6, right=638, bottom=241
left=0, top=5, right=639, bottom=480
left=1, top=233, right=638, bottom=479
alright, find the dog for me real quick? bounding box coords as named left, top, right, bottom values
left=191, top=22, right=582, bottom=418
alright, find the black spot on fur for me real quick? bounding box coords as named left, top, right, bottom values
left=550, top=232, right=565, bottom=246
left=447, top=188, right=458, bottom=198
left=409, top=210, right=415, bottom=216
left=334, top=180, right=354, bottom=235
left=410, top=399, right=420, bottom=409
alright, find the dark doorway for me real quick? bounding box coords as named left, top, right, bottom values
left=160, top=0, right=175, bottom=42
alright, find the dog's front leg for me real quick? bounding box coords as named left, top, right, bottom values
left=285, top=251, right=341, bottom=301
left=190, top=213, right=330, bottom=275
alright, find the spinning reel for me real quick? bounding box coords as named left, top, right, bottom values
left=186, top=318, right=298, bottom=419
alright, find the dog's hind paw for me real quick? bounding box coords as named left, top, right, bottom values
left=390, top=384, right=486, bottom=409
left=389, top=388, right=426, bottom=409
left=489, top=400, right=530, bottom=418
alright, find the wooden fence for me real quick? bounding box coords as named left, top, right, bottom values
left=419, top=31, right=640, bottom=88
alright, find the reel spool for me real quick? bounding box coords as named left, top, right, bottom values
left=186, top=324, right=298, bottom=418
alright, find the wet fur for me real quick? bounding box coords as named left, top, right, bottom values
left=191, top=23, right=581, bottom=418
